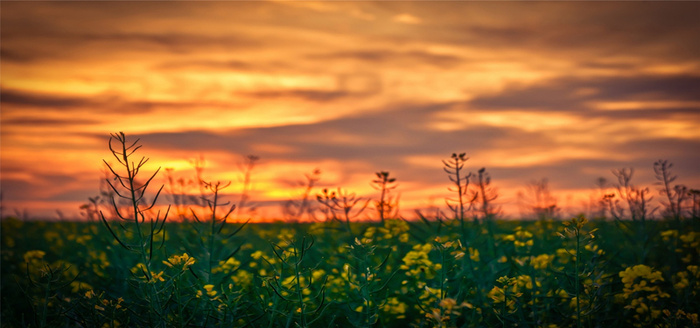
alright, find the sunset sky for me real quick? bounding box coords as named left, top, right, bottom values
left=2, top=1, right=699, bottom=220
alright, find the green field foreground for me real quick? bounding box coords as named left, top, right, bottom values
left=1, top=216, right=699, bottom=327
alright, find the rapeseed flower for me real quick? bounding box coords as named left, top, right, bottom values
left=197, top=284, right=219, bottom=299
left=618, top=265, right=670, bottom=326
left=531, top=253, right=553, bottom=270
left=163, top=253, right=195, bottom=270
left=212, top=257, right=240, bottom=274
left=382, top=297, right=407, bottom=319
left=23, top=250, right=46, bottom=262
left=468, top=247, right=480, bottom=262
left=400, top=243, right=441, bottom=279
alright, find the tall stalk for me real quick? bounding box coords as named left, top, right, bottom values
left=100, top=132, right=170, bottom=327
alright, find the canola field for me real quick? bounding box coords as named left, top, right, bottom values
left=1, top=216, right=699, bottom=328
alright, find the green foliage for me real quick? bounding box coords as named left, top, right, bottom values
left=2, top=217, right=699, bottom=327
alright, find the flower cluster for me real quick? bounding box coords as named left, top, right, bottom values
left=400, top=243, right=441, bottom=279
left=531, top=253, right=554, bottom=270
left=197, top=284, right=219, bottom=299
left=672, top=265, right=699, bottom=295
left=163, top=253, right=195, bottom=270
left=212, top=257, right=240, bottom=274
left=488, top=276, right=521, bottom=311
left=503, top=228, right=534, bottom=248
left=678, top=231, right=699, bottom=263
left=382, top=297, right=408, bottom=319
left=618, top=265, right=670, bottom=325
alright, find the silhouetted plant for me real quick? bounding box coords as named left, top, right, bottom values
left=189, top=180, right=243, bottom=283
left=163, top=167, right=197, bottom=221
left=443, top=153, right=476, bottom=224
left=371, top=171, right=399, bottom=223
left=162, top=156, right=213, bottom=221
left=316, top=188, right=368, bottom=233
left=610, top=168, right=655, bottom=222
left=471, top=167, right=500, bottom=258
left=518, top=178, right=558, bottom=220
left=235, top=155, right=260, bottom=220
left=654, top=160, right=688, bottom=223
left=190, top=155, right=207, bottom=205
left=690, top=189, right=700, bottom=219
left=603, top=167, right=657, bottom=263
left=593, top=177, right=609, bottom=219
left=99, top=131, right=170, bottom=327
left=472, top=167, right=500, bottom=221
left=283, top=168, right=321, bottom=222
left=79, top=196, right=101, bottom=222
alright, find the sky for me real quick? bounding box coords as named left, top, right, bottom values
left=1, top=1, right=699, bottom=221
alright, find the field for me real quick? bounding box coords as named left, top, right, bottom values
left=2, top=215, right=699, bottom=328
left=2, top=134, right=698, bottom=327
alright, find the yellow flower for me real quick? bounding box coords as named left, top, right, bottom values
left=212, top=257, right=240, bottom=274
left=531, top=254, right=553, bottom=270
left=660, top=230, right=678, bottom=241
left=163, top=253, right=196, bottom=270
left=232, top=270, right=253, bottom=288
left=23, top=250, right=46, bottom=262
left=619, top=265, right=664, bottom=287
left=468, top=248, right=480, bottom=262
left=150, top=271, right=165, bottom=283
left=203, top=284, right=217, bottom=297
left=382, top=297, right=407, bottom=318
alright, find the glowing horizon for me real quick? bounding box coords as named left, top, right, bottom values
left=2, top=1, right=699, bottom=221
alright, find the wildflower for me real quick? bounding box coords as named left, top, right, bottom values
left=312, top=269, right=326, bottom=282
left=198, top=284, right=218, bottom=298
left=619, top=265, right=664, bottom=292
left=618, top=265, right=670, bottom=325
left=679, top=231, right=698, bottom=247
left=488, top=286, right=516, bottom=309
left=150, top=271, right=165, bottom=283
left=563, top=215, right=588, bottom=230
left=212, top=257, right=240, bottom=274
left=515, top=274, right=540, bottom=290
left=23, top=250, right=46, bottom=262
left=468, top=247, right=480, bottom=262
left=556, top=248, right=574, bottom=264
left=531, top=254, right=553, bottom=270
left=232, top=270, right=253, bottom=288
left=674, top=271, right=690, bottom=290
left=400, top=243, right=440, bottom=279
left=584, top=243, right=604, bottom=256
left=251, top=250, right=265, bottom=260
left=163, top=253, right=195, bottom=270
left=507, top=228, right=534, bottom=248
left=382, top=297, right=407, bottom=318
left=660, top=230, right=678, bottom=242
left=70, top=281, right=93, bottom=292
